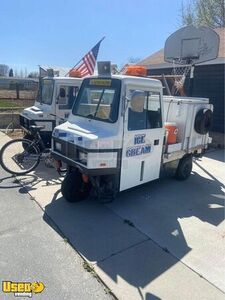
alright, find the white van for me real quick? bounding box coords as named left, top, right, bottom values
left=20, top=76, right=83, bottom=147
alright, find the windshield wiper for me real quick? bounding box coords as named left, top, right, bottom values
left=94, top=90, right=105, bottom=118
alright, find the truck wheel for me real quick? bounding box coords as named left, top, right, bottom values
left=175, top=156, right=192, bottom=180
left=61, top=170, right=90, bottom=202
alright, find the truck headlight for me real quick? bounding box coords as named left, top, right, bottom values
left=79, top=151, right=87, bottom=164
left=55, top=142, right=62, bottom=152
left=52, top=129, right=59, bottom=138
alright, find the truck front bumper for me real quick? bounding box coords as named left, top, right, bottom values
left=51, top=138, right=121, bottom=176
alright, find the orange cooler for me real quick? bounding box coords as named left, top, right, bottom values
left=165, top=122, right=178, bottom=144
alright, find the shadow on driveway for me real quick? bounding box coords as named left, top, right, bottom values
left=42, top=162, right=224, bottom=299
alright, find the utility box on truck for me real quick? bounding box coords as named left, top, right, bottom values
left=163, top=96, right=213, bottom=156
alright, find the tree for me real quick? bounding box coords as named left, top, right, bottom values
left=119, top=57, right=142, bottom=72
left=9, top=68, right=14, bottom=77
left=181, top=0, right=225, bottom=28
left=181, top=1, right=195, bottom=25
left=127, top=57, right=142, bottom=64
left=19, top=69, right=24, bottom=78
left=28, top=71, right=39, bottom=78
left=0, top=64, right=9, bottom=76
left=14, top=69, right=18, bottom=77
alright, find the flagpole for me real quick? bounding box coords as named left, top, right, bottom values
left=65, top=57, right=83, bottom=76
left=65, top=37, right=105, bottom=76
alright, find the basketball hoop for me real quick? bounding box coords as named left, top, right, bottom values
left=164, top=26, right=220, bottom=96
left=171, top=61, right=192, bottom=96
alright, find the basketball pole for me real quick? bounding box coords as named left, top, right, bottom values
left=162, top=74, right=171, bottom=96
left=189, top=64, right=195, bottom=97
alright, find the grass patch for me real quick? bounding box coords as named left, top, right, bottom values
left=83, top=261, right=96, bottom=275
left=0, top=99, right=20, bottom=108
left=63, top=237, right=69, bottom=243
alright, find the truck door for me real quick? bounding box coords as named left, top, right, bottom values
left=55, top=85, right=79, bottom=125
left=120, top=88, right=165, bottom=191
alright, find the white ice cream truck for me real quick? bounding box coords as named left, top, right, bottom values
left=51, top=26, right=219, bottom=202
left=20, top=70, right=83, bottom=148
left=51, top=69, right=213, bottom=202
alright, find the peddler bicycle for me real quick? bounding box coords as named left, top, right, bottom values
left=0, top=125, right=65, bottom=176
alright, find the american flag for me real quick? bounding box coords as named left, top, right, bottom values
left=69, top=38, right=104, bottom=77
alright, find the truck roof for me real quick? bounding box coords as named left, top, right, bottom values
left=43, top=75, right=162, bottom=89
left=43, top=76, right=83, bottom=82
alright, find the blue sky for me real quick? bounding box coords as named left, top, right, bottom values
left=0, top=0, right=187, bottom=73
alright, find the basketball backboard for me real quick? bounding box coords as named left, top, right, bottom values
left=164, top=25, right=220, bottom=65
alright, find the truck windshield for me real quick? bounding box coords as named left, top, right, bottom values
left=72, top=78, right=121, bottom=123
left=38, top=79, right=54, bottom=105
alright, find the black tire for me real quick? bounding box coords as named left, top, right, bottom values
left=194, top=109, right=213, bottom=135
left=0, top=138, right=40, bottom=175
left=175, top=155, right=193, bottom=180
left=61, top=169, right=90, bottom=202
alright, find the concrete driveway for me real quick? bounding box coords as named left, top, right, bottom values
left=0, top=131, right=224, bottom=300
left=0, top=133, right=113, bottom=300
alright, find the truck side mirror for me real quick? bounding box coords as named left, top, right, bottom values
left=59, top=88, right=66, bottom=98
left=121, top=96, right=130, bottom=117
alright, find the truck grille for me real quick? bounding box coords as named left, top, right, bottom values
left=53, top=139, right=79, bottom=161
left=19, top=116, right=35, bottom=130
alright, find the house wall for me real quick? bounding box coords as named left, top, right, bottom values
left=193, top=64, right=224, bottom=133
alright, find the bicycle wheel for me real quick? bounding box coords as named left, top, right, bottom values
left=0, top=138, right=41, bottom=175
left=5, top=122, right=14, bottom=134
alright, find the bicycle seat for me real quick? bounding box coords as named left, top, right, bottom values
left=30, top=125, right=45, bottom=132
